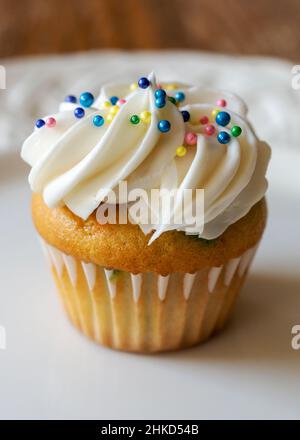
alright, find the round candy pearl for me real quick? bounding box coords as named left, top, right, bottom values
left=175, top=91, right=185, bottom=102
left=140, top=111, right=151, bottom=124
left=205, top=124, right=215, bottom=136
left=217, top=99, right=227, bottom=107
left=35, top=119, right=45, bottom=128
left=181, top=110, right=190, bottom=122
left=199, top=116, right=209, bottom=125
left=158, top=120, right=171, bottom=133
left=117, top=99, right=126, bottom=106
left=74, top=107, right=85, bottom=118
left=168, top=96, right=177, bottom=105
left=46, top=117, right=56, bottom=128
left=109, top=105, right=119, bottom=115
left=176, top=146, right=187, bottom=157
left=93, top=115, right=104, bottom=127
left=130, top=114, right=140, bottom=125
left=231, top=125, right=242, bottom=137
left=155, top=97, right=166, bottom=108
left=138, top=77, right=150, bottom=89
left=110, top=96, right=119, bottom=105
left=155, top=89, right=166, bottom=99
left=79, top=92, right=94, bottom=108
left=216, top=111, right=231, bottom=127
left=184, top=132, right=197, bottom=145
left=103, top=101, right=111, bottom=108
left=130, top=82, right=138, bottom=91
left=64, top=95, right=77, bottom=103
left=217, top=131, right=231, bottom=144
left=211, top=109, right=219, bottom=119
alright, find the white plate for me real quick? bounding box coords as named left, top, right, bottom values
left=0, top=149, right=299, bottom=420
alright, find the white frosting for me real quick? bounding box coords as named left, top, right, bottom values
left=22, top=73, right=271, bottom=241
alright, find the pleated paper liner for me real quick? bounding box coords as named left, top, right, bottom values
left=40, top=239, right=257, bottom=353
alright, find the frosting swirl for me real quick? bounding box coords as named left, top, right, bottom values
left=21, top=73, right=271, bottom=242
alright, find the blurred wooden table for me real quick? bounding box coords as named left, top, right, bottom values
left=0, top=0, right=299, bottom=60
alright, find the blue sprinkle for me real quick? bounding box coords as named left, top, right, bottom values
left=175, top=91, right=185, bottom=102
left=155, top=89, right=166, bottom=99
left=110, top=96, right=119, bottom=105
left=64, top=95, right=77, bottom=103
left=79, top=92, right=94, bottom=108
left=158, top=120, right=171, bottom=133
left=35, top=119, right=45, bottom=128
left=216, top=111, right=231, bottom=127
left=93, top=115, right=105, bottom=127
left=217, top=131, right=231, bottom=144
left=74, top=107, right=85, bottom=118
left=181, top=110, right=190, bottom=122
left=138, top=77, right=150, bottom=89
left=155, top=97, right=166, bottom=108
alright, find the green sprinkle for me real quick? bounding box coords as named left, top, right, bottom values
left=130, top=114, right=140, bottom=125
left=168, top=96, right=177, bottom=105
left=231, top=125, right=242, bottom=137
left=109, top=269, right=121, bottom=282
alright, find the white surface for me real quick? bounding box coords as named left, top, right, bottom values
left=0, top=50, right=299, bottom=153
left=0, top=147, right=299, bottom=420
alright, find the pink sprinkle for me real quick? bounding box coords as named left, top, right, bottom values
left=184, top=132, right=197, bottom=146
left=205, top=124, right=215, bottom=136
left=199, top=115, right=209, bottom=125
left=46, top=117, right=56, bottom=128
left=117, top=99, right=126, bottom=105
left=156, top=83, right=163, bottom=89
left=216, top=99, right=226, bottom=107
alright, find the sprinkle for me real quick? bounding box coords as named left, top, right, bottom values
left=158, top=120, right=171, bottom=133
left=130, top=114, right=140, bottom=125
left=199, top=116, right=209, bottom=125
left=93, top=115, right=104, bottom=127
left=64, top=95, right=77, bottom=103
left=156, top=83, right=163, bottom=89
left=181, top=110, right=190, bottom=122
left=140, top=111, right=151, bottom=124
left=74, top=107, right=85, bottom=118
left=79, top=92, right=94, bottom=108
left=205, top=124, right=215, bottom=136
left=155, top=89, right=166, bottom=99
left=216, top=111, right=231, bottom=127
left=231, top=125, right=242, bottom=137
left=109, top=105, right=120, bottom=115
left=211, top=109, right=220, bottom=119
left=110, top=96, right=119, bottom=105
left=46, top=117, right=56, bottom=128
left=168, top=96, right=177, bottom=105
left=130, top=82, right=138, bottom=91
left=176, top=146, right=187, bottom=157
left=217, top=99, right=227, bottom=107
left=103, top=101, right=111, bottom=108
left=184, top=132, right=197, bottom=145
left=165, top=84, right=177, bottom=90
left=106, top=114, right=114, bottom=123
left=138, top=77, right=150, bottom=89
left=117, top=99, right=126, bottom=106
left=217, top=131, right=231, bottom=144
left=175, top=91, right=185, bottom=102
left=35, top=119, right=45, bottom=128
left=155, top=97, right=166, bottom=108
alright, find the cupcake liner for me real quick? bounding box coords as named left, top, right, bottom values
left=40, top=239, right=258, bottom=353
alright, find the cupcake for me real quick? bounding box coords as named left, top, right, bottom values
left=21, top=73, right=271, bottom=353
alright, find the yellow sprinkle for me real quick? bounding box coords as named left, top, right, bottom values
left=130, top=82, right=138, bottom=91
left=106, top=114, right=114, bottom=123
left=140, top=110, right=151, bottom=124
left=165, top=83, right=177, bottom=90
left=176, top=146, right=187, bottom=157
left=109, top=105, right=119, bottom=115
left=211, top=108, right=220, bottom=119
left=103, top=100, right=111, bottom=108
